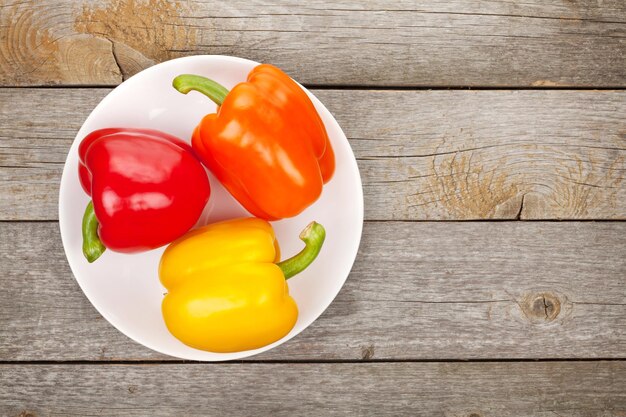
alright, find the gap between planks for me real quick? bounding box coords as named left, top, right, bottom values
left=1, top=358, right=626, bottom=365
left=4, top=85, right=626, bottom=90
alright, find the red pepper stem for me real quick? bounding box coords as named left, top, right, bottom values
left=277, top=222, right=326, bottom=280
left=82, top=201, right=106, bottom=263
left=172, top=74, right=230, bottom=106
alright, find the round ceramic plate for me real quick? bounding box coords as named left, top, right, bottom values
left=59, top=55, right=363, bottom=361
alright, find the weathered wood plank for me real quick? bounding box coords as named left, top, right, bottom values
left=1, top=362, right=625, bottom=416
left=1, top=221, right=624, bottom=361
left=1, top=0, right=624, bottom=87
left=1, top=88, right=624, bottom=220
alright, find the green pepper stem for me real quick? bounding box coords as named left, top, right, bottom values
left=172, top=74, right=230, bottom=106
left=277, top=222, right=326, bottom=280
left=82, top=201, right=106, bottom=263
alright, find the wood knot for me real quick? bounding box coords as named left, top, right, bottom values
left=17, top=412, right=37, bottom=417
left=128, top=385, right=137, bottom=394
left=361, top=345, right=375, bottom=360
left=520, top=292, right=561, bottom=322
left=468, top=414, right=482, bottom=417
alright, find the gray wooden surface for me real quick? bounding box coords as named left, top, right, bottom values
left=2, top=89, right=625, bottom=221
left=0, top=0, right=625, bottom=415
left=2, top=362, right=625, bottom=417
left=2, top=221, right=624, bottom=361
left=1, top=0, right=625, bottom=86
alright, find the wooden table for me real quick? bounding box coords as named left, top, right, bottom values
left=1, top=1, right=625, bottom=415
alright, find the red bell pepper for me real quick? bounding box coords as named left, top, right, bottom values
left=78, top=128, right=210, bottom=263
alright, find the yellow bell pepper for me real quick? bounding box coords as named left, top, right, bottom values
left=159, top=217, right=326, bottom=353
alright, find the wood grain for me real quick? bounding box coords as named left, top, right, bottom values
left=1, top=362, right=625, bottom=416
left=1, top=0, right=624, bottom=87
left=1, top=221, right=624, bottom=361
left=1, top=88, right=624, bottom=220
left=1, top=1, right=624, bottom=412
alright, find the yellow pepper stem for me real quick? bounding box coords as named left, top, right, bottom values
left=277, top=222, right=326, bottom=280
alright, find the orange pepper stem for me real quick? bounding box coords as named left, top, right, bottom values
left=82, top=201, right=106, bottom=263
left=172, top=74, right=230, bottom=106
left=277, top=222, right=326, bottom=280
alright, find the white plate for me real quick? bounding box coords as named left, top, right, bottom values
left=59, top=55, right=363, bottom=361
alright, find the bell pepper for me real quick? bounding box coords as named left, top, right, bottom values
left=172, top=64, right=335, bottom=221
left=79, top=128, right=211, bottom=263
left=159, top=217, right=325, bottom=353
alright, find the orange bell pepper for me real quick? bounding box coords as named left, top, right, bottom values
left=172, top=64, right=335, bottom=220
